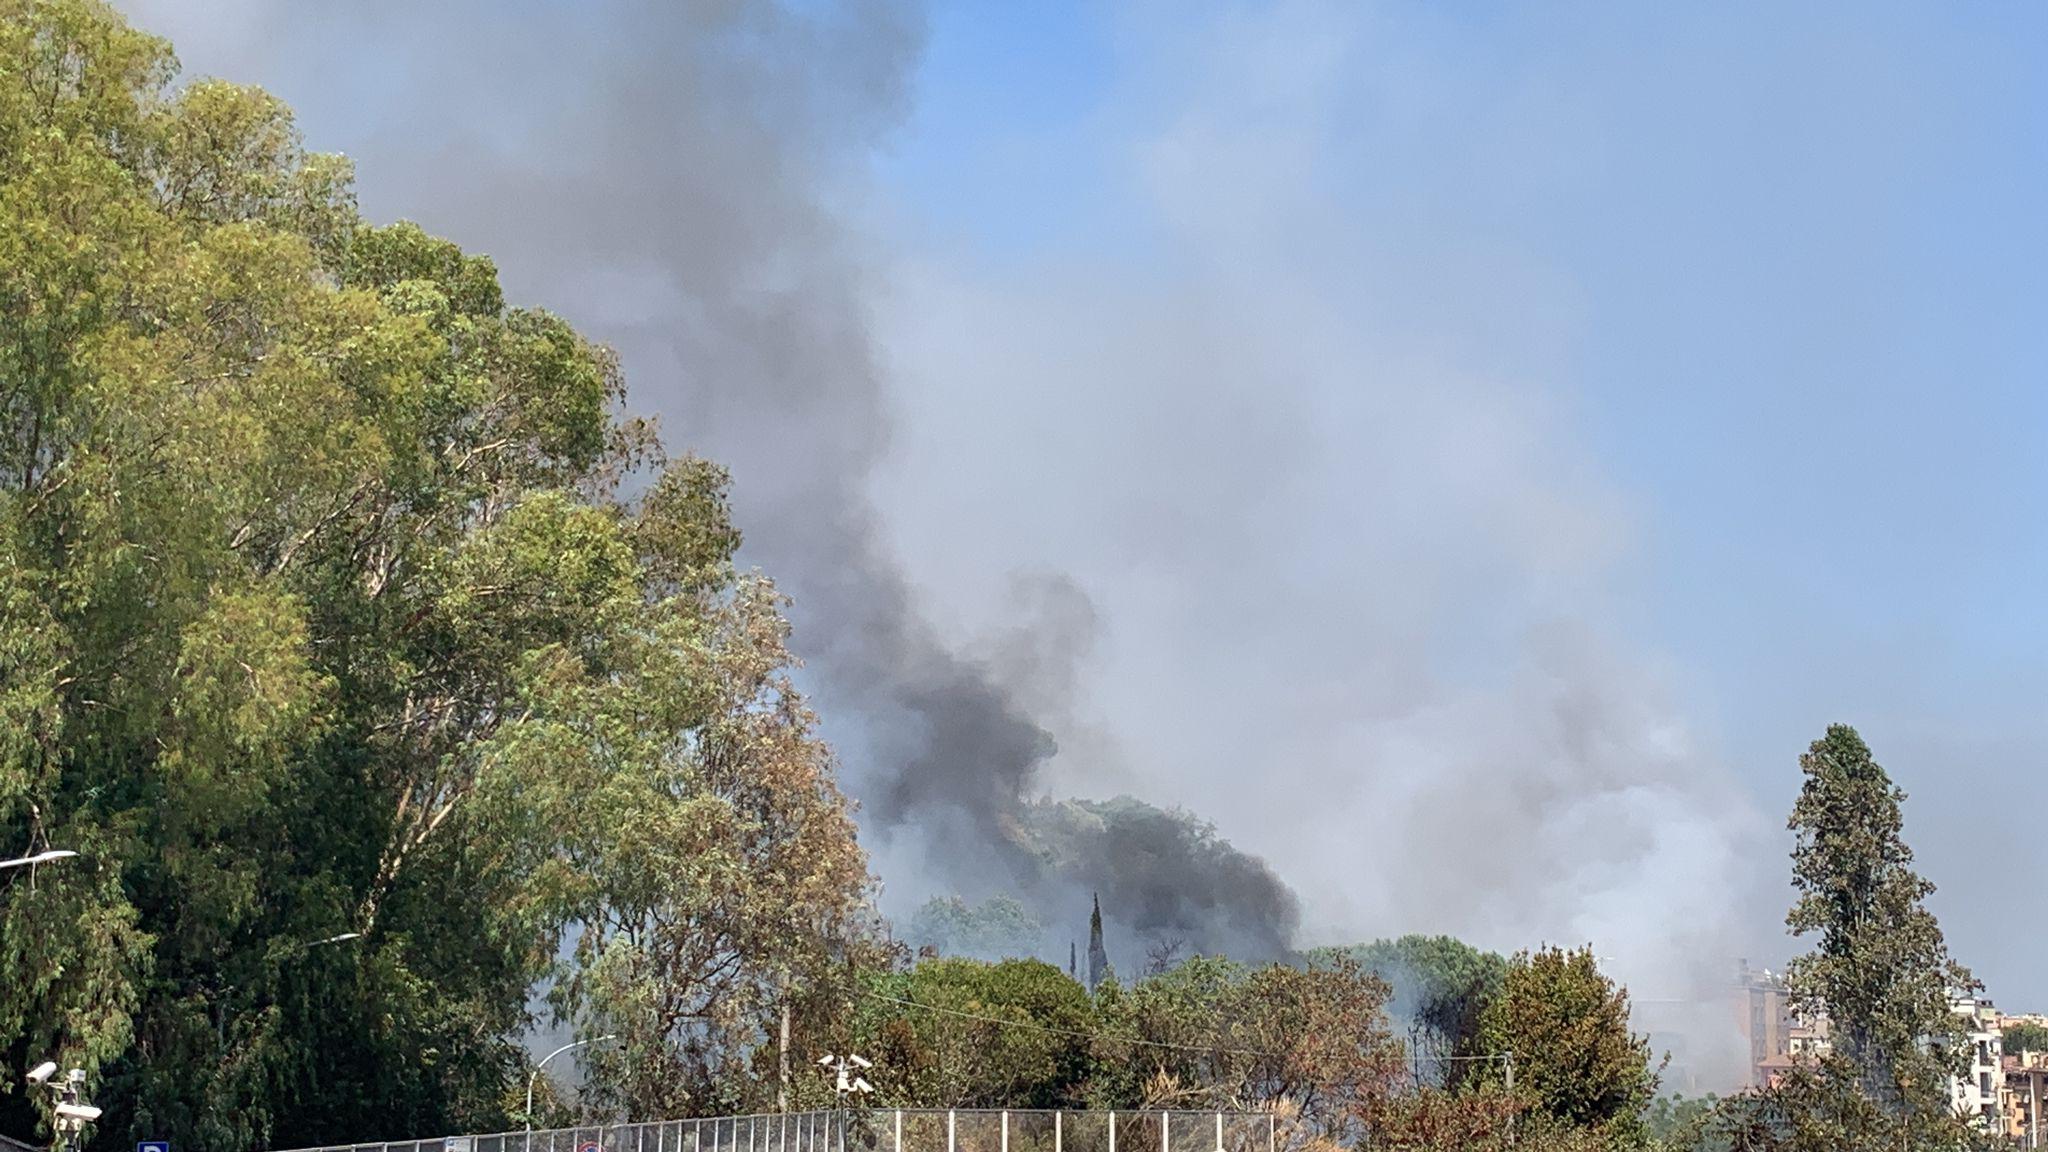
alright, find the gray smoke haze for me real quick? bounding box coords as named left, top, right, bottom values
left=118, top=0, right=1303, bottom=962
left=122, top=0, right=1774, bottom=1086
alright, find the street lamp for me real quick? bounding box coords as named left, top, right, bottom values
left=26, top=1063, right=97, bottom=1152
left=816, top=1053, right=873, bottom=1099
left=816, top=1055, right=872, bottom=1152
left=0, top=850, right=77, bottom=871
left=525, top=1035, right=617, bottom=1142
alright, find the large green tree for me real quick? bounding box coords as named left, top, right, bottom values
left=907, top=896, right=1044, bottom=962
left=1472, top=946, right=1659, bottom=1142
left=1313, top=935, right=1507, bottom=1088
left=1704, top=725, right=1990, bottom=1152
left=1091, top=954, right=1404, bottom=1139
left=1784, top=725, right=1972, bottom=1115
left=0, top=3, right=871, bottom=1148
left=2003, top=1021, right=2048, bottom=1057
left=848, top=957, right=1096, bottom=1110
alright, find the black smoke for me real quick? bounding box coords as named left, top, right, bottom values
left=115, top=0, right=1310, bottom=962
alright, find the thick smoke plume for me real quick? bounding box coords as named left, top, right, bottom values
left=120, top=0, right=1300, bottom=960
left=125, top=0, right=1772, bottom=1084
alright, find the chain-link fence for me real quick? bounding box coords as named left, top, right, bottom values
left=278, top=1109, right=1286, bottom=1152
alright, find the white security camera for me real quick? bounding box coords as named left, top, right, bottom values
left=848, top=1054, right=872, bottom=1069
left=54, top=1103, right=101, bottom=1123
left=25, top=1062, right=56, bottom=1086
left=817, top=1055, right=835, bottom=1067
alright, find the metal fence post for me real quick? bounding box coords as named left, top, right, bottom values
left=1265, top=1113, right=1274, bottom=1152
left=1161, top=1112, right=1169, bottom=1152
left=893, top=1111, right=902, bottom=1152
left=1054, top=1112, right=1062, bottom=1152
left=947, top=1110, right=956, bottom=1152
left=1001, top=1112, right=1009, bottom=1152
left=1109, top=1113, right=1116, bottom=1152
left=1214, top=1114, right=1222, bottom=1152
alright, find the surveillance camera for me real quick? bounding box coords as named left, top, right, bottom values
left=848, top=1054, right=872, bottom=1069
left=817, top=1055, right=835, bottom=1067
left=850, top=1077, right=874, bottom=1094
left=66, top=1069, right=84, bottom=1084
left=26, top=1062, right=56, bottom=1086
left=54, top=1103, right=101, bottom=1123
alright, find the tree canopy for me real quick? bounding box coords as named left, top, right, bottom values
left=1701, top=725, right=1993, bottom=1152
left=0, top=2, right=870, bottom=1147
left=1312, top=935, right=1507, bottom=1088
left=1784, top=725, right=1972, bottom=1117
left=1473, top=946, right=1659, bottom=1141
left=2004, top=1021, right=2048, bottom=1057
left=907, top=896, right=1045, bottom=963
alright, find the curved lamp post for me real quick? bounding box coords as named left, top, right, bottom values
left=526, top=1035, right=617, bottom=1144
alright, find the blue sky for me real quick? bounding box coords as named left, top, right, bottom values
left=861, top=0, right=2048, bottom=1001
left=123, top=0, right=2048, bottom=1021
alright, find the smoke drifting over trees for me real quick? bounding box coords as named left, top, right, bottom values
left=122, top=0, right=1769, bottom=1021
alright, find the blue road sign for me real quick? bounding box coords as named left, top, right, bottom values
left=139, top=1141, right=169, bottom=1152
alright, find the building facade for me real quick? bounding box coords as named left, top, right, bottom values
left=1953, top=994, right=2004, bottom=1130
left=1738, top=965, right=2010, bottom=1137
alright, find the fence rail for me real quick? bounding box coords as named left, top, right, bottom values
left=279, top=1108, right=1287, bottom=1152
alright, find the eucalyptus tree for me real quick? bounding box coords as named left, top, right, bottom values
left=0, top=3, right=871, bottom=1146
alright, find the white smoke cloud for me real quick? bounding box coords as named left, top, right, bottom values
left=866, top=0, right=1775, bottom=1060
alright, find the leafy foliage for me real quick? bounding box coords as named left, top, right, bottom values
left=2004, top=1021, right=2048, bottom=1056
left=0, top=2, right=869, bottom=1147
left=907, top=896, right=1044, bottom=962
left=1699, top=725, right=1994, bottom=1152
left=1311, top=935, right=1507, bottom=1088
left=1473, top=946, right=1660, bottom=1141
left=1784, top=725, right=1972, bottom=1116
left=848, top=953, right=1405, bottom=1142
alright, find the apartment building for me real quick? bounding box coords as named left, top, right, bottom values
left=1737, top=961, right=1800, bottom=1088
left=1738, top=966, right=2006, bottom=1138
left=1952, top=994, right=2004, bottom=1130
left=2005, top=1052, right=2048, bottom=1148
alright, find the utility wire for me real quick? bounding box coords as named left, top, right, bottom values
left=856, top=988, right=1509, bottom=1064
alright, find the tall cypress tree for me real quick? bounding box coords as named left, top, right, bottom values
left=1784, top=724, right=1974, bottom=1123
left=1087, top=894, right=1108, bottom=991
